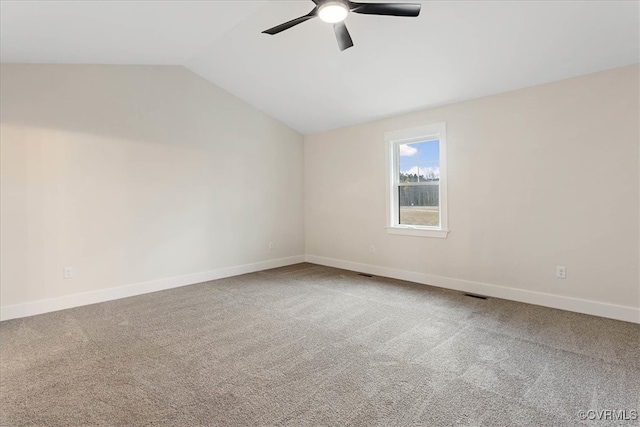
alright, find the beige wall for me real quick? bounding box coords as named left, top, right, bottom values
left=1, top=65, right=304, bottom=308
left=2, top=64, right=638, bottom=321
left=305, top=65, right=640, bottom=313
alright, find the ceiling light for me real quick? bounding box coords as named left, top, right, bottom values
left=318, top=2, right=349, bottom=24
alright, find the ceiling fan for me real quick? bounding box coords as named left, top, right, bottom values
left=262, top=0, right=421, bottom=51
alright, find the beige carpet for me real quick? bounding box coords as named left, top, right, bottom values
left=1, top=263, right=638, bottom=426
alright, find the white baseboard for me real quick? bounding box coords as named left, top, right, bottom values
left=305, top=254, right=640, bottom=324
left=3, top=254, right=638, bottom=324
left=0, top=255, right=305, bottom=321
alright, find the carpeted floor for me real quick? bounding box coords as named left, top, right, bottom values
left=1, top=263, right=638, bottom=426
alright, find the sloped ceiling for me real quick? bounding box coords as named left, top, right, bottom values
left=2, top=0, right=638, bottom=134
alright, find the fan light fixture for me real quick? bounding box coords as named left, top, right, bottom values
left=262, top=0, right=421, bottom=51
left=318, top=1, right=349, bottom=23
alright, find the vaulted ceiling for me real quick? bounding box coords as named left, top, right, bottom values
left=2, top=1, right=638, bottom=134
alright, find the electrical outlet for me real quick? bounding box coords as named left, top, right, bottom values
left=63, top=267, right=73, bottom=279
left=556, top=266, right=566, bottom=279
left=369, top=245, right=376, bottom=253
left=268, top=241, right=274, bottom=250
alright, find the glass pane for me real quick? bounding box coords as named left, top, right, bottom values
left=398, top=140, right=439, bottom=183
left=399, top=185, right=440, bottom=227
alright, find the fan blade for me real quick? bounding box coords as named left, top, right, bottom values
left=349, top=2, right=421, bottom=17
left=334, top=22, right=354, bottom=51
left=262, top=8, right=317, bottom=35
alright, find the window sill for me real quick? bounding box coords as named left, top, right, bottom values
left=386, top=226, right=449, bottom=239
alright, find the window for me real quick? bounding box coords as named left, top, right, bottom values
left=386, top=123, right=448, bottom=238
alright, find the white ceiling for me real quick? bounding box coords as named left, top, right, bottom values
left=2, top=1, right=639, bottom=134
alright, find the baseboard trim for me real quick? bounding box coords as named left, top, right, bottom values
left=305, top=254, right=640, bottom=324
left=3, top=254, right=637, bottom=324
left=0, top=255, right=305, bottom=321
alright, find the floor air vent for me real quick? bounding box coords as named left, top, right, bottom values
left=464, top=293, right=488, bottom=300
left=358, top=273, right=373, bottom=278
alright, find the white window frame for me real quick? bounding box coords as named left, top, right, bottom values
left=385, top=123, right=449, bottom=239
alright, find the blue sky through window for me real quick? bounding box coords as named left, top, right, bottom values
left=399, top=139, right=440, bottom=180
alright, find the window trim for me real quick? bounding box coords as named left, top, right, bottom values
left=385, top=123, right=449, bottom=239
